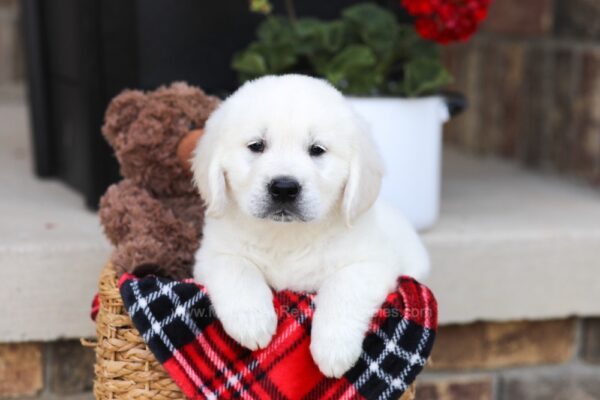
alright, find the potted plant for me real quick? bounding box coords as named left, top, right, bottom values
left=232, top=0, right=490, bottom=229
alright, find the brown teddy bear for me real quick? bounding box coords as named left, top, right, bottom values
left=99, top=82, right=220, bottom=280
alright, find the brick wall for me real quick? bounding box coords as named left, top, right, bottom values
left=416, top=318, right=600, bottom=400
left=443, top=0, right=600, bottom=184
left=0, top=341, right=94, bottom=399
left=0, top=0, right=23, bottom=87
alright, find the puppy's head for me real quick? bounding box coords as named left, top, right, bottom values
left=192, top=75, right=383, bottom=224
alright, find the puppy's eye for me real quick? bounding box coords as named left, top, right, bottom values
left=247, top=139, right=265, bottom=153
left=309, top=144, right=326, bottom=157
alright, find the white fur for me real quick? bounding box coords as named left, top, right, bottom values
left=192, top=75, right=429, bottom=378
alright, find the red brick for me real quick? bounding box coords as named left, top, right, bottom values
left=555, top=0, right=600, bottom=40
left=442, top=43, right=482, bottom=153
left=416, top=376, right=493, bottom=400
left=429, top=319, right=576, bottom=370
left=442, top=44, right=472, bottom=146
left=483, top=0, right=554, bottom=37
left=548, top=47, right=582, bottom=172
left=574, top=48, right=600, bottom=180
left=582, top=318, right=600, bottom=364
left=0, top=343, right=44, bottom=398
left=500, top=367, right=600, bottom=400
left=477, top=41, right=502, bottom=155
left=46, top=340, right=95, bottom=395
left=466, top=41, right=547, bottom=160
left=518, top=45, right=550, bottom=167
left=476, top=41, right=527, bottom=158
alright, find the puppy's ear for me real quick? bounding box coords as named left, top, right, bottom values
left=191, top=120, right=227, bottom=217
left=342, top=120, right=384, bottom=225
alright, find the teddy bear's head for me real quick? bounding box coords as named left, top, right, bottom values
left=103, top=82, right=220, bottom=196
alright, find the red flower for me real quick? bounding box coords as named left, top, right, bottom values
left=401, top=0, right=492, bottom=43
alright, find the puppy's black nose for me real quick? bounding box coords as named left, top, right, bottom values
left=268, top=176, right=301, bottom=203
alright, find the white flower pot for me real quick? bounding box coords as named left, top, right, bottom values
left=347, top=96, right=451, bottom=230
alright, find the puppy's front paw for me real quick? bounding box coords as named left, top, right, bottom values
left=310, top=319, right=365, bottom=378
left=215, top=293, right=277, bottom=351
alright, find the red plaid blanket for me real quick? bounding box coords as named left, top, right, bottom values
left=118, top=274, right=437, bottom=400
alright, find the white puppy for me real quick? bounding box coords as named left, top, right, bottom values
left=192, top=75, right=429, bottom=378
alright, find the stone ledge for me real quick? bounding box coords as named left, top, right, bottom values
left=424, top=150, right=600, bottom=324
left=1, top=100, right=600, bottom=341
left=0, top=102, right=110, bottom=342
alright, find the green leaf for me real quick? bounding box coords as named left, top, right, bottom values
left=294, top=18, right=324, bottom=39
left=257, top=16, right=296, bottom=46
left=322, top=45, right=381, bottom=94
left=232, top=41, right=297, bottom=82
left=293, top=18, right=325, bottom=54
left=258, top=44, right=297, bottom=73
left=324, top=45, right=376, bottom=80
left=252, top=17, right=300, bottom=73
left=344, top=72, right=385, bottom=95
left=402, top=58, right=453, bottom=96
left=250, top=0, right=272, bottom=15
left=295, top=19, right=347, bottom=53
left=342, top=3, right=399, bottom=60
left=321, top=21, right=347, bottom=53
left=397, top=25, right=439, bottom=60
left=231, top=50, right=267, bottom=76
left=232, top=16, right=299, bottom=81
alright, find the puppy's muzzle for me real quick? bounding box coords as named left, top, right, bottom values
left=268, top=176, right=301, bottom=203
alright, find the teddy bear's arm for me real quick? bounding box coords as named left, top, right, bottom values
left=98, top=179, right=141, bottom=245
left=99, top=180, right=199, bottom=279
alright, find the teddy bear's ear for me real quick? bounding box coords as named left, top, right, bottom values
left=102, top=90, right=147, bottom=149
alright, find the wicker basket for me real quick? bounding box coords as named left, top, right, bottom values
left=85, top=263, right=415, bottom=400
left=85, top=263, right=184, bottom=399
